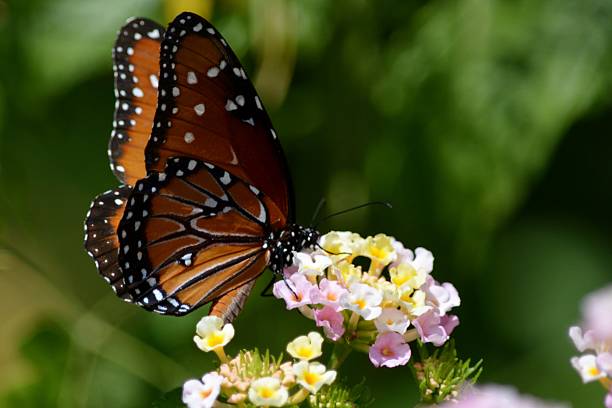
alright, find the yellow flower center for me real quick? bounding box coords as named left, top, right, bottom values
left=199, top=389, right=212, bottom=399
left=382, top=347, right=394, bottom=357
left=206, top=332, right=225, bottom=348
left=327, top=292, right=337, bottom=301
left=589, top=367, right=601, bottom=376
left=259, top=387, right=275, bottom=399
left=391, top=265, right=416, bottom=287
left=386, top=319, right=394, bottom=325
left=353, top=298, right=367, bottom=310
left=296, top=346, right=313, bottom=359
left=369, top=246, right=388, bottom=260
left=304, top=371, right=321, bottom=385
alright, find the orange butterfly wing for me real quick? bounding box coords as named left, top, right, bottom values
left=144, top=12, right=294, bottom=223
left=109, top=18, right=164, bottom=185
left=116, top=157, right=285, bottom=315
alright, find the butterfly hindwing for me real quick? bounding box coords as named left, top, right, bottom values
left=144, top=12, right=294, bottom=223
left=116, top=157, right=283, bottom=315
left=210, top=280, right=256, bottom=322
left=84, top=186, right=133, bottom=300
left=110, top=18, right=164, bottom=185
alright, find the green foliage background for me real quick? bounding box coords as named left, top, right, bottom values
left=1, top=0, right=611, bottom=406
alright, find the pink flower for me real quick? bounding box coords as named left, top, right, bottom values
left=597, top=352, right=612, bottom=376
left=423, top=276, right=460, bottom=315
left=606, top=391, right=612, bottom=408
left=282, top=264, right=298, bottom=278
left=273, top=273, right=316, bottom=310
left=368, top=332, right=411, bottom=368
left=412, top=309, right=459, bottom=346
left=583, top=284, right=612, bottom=341
left=437, top=385, right=569, bottom=408
left=311, top=279, right=347, bottom=311
left=314, top=306, right=345, bottom=341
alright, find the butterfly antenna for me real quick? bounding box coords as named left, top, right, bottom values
left=315, top=201, right=392, bottom=227
left=316, top=243, right=351, bottom=257
left=310, top=197, right=327, bottom=227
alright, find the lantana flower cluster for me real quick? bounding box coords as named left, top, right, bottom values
left=183, top=316, right=337, bottom=407
left=273, top=231, right=460, bottom=368
left=569, top=284, right=612, bottom=407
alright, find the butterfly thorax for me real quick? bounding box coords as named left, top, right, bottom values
left=264, top=224, right=320, bottom=275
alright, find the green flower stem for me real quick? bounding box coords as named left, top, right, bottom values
left=213, top=347, right=229, bottom=363
left=329, top=341, right=353, bottom=369
left=404, top=328, right=419, bottom=343
left=356, top=329, right=378, bottom=339
left=357, top=320, right=375, bottom=330
left=350, top=342, right=370, bottom=353
left=288, top=388, right=310, bottom=405
left=348, top=312, right=360, bottom=331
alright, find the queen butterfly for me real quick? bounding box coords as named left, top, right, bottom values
left=84, top=13, right=319, bottom=322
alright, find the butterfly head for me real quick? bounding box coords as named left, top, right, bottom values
left=265, top=224, right=320, bottom=275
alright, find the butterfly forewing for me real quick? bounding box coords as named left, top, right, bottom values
left=144, top=12, right=294, bottom=222
left=116, top=157, right=282, bottom=315
left=110, top=18, right=164, bottom=185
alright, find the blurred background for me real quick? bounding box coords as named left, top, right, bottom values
left=1, top=0, right=611, bottom=406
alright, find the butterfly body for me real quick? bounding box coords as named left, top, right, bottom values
left=265, top=224, right=319, bottom=275
left=84, top=13, right=318, bottom=321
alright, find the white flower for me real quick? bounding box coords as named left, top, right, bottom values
left=319, top=231, right=364, bottom=255
left=193, top=316, right=234, bottom=352
left=571, top=354, right=606, bottom=383
left=340, top=283, right=383, bottom=320
left=375, top=308, right=410, bottom=334
left=398, top=288, right=429, bottom=317
left=294, top=252, right=332, bottom=278
left=568, top=326, right=598, bottom=353
left=286, top=332, right=324, bottom=361
left=292, top=361, right=337, bottom=393
left=335, top=262, right=362, bottom=286
left=248, top=377, right=288, bottom=407
left=390, top=263, right=428, bottom=291
left=182, top=372, right=222, bottom=408
left=360, top=234, right=396, bottom=265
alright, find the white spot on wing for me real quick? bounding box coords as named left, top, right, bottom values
left=132, top=87, right=144, bottom=97
left=194, top=104, right=205, bottom=116
left=220, top=172, right=231, bottom=185
left=187, top=71, right=198, bottom=84
left=207, top=67, right=220, bottom=77
left=225, top=99, right=237, bottom=111
left=184, top=132, right=195, bottom=143
left=193, top=23, right=203, bottom=32
left=149, top=74, right=158, bottom=89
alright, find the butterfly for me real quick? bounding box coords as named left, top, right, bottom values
left=84, top=13, right=319, bottom=322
